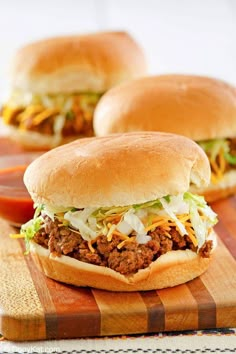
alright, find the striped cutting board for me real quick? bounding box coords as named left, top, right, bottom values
left=0, top=197, right=236, bottom=341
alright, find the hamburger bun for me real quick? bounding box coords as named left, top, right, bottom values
left=24, top=132, right=210, bottom=208
left=22, top=132, right=217, bottom=291
left=93, top=75, right=236, bottom=201
left=10, top=31, right=147, bottom=94
left=30, top=231, right=217, bottom=292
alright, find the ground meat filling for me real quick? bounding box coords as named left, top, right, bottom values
left=33, top=216, right=213, bottom=276
left=229, top=138, right=236, bottom=168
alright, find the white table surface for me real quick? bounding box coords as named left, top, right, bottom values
left=1, top=329, right=236, bottom=354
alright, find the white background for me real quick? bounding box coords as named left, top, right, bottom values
left=0, top=0, right=236, bottom=94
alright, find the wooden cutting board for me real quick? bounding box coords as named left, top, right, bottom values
left=0, top=197, right=236, bottom=341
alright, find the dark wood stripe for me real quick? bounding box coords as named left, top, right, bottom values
left=19, top=240, right=58, bottom=338
left=187, top=277, right=216, bottom=329
left=140, top=291, right=165, bottom=332
left=45, top=281, right=101, bottom=338
left=210, top=197, right=236, bottom=259
left=212, top=197, right=236, bottom=239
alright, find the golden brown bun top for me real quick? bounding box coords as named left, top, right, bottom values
left=94, top=74, right=236, bottom=140
left=10, top=31, right=147, bottom=94
left=24, top=132, right=210, bottom=209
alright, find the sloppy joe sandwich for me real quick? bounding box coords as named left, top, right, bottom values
left=1, top=31, right=146, bottom=149
left=94, top=75, right=236, bottom=202
left=20, top=132, right=218, bottom=291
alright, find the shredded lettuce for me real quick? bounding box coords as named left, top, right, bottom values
left=161, top=196, right=188, bottom=236
left=225, top=152, right=236, bottom=165
left=185, top=197, right=206, bottom=249
left=133, top=199, right=162, bottom=210
left=136, top=233, right=151, bottom=244
left=33, top=204, right=43, bottom=218
left=21, top=217, right=43, bottom=254
left=21, top=192, right=217, bottom=250
left=184, top=192, right=217, bottom=248
left=184, top=192, right=217, bottom=224
left=199, top=138, right=236, bottom=166
left=7, top=90, right=101, bottom=111
left=198, top=139, right=229, bottom=161
left=64, top=208, right=97, bottom=241
left=92, top=206, right=129, bottom=220
left=123, top=209, right=146, bottom=235
left=116, top=220, right=133, bottom=235
left=122, top=209, right=151, bottom=244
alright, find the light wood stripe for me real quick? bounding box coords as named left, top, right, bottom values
left=201, top=237, right=236, bottom=328
left=0, top=220, right=45, bottom=341
left=19, top=240, right=58, bottom=339
left=92, top=289, right=147, bottom=335
left=157, top=284, right=198, bottom=331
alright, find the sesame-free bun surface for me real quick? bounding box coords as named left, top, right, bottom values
left=24, top=132, right=210, bottom=209
left=10, top=32, right=147, bottom=94
left=94, top=75, right=236, bottom=141
left=29, top=230, right=217, bottom=291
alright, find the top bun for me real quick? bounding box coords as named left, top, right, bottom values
left=10, top=31, right=147, bottom=94
left=24, top=132, right=210, bottom=209
left=94, top=75, right=236, bottom=140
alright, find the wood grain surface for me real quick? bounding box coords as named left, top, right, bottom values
left=0, top=137, right=236, bottom=341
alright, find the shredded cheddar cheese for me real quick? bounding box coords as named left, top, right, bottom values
left=117, top=236, right=136, bottom=249
left=32, top=108, right=59, bottom=125
left=145, top=219, right=170, bottom=232
left=107, top=224, right=117, bottom=242
left=105, top=213, right=199, bottom=250
left=2, top=107, right=23, bottom=124
left=105, top=215, right=122, bottom=223
left=112, top=230, right=131, bottom=240
left=9, top=233, right=24, bottom=239
left=88, top=240, right=96, bottom=253
left=219, top=148, right=226, bottom=174
left=185, top=226, right=198, bottom=247
left=210, top=148, right=227, bottom=184
left=164, top=232, right=172, bottom=238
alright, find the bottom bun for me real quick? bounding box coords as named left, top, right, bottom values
left=29, top=231, right=217, bottom=292
left=3, top=125, right=92, bottom=150
left=191, top=170, right=236, bottom=203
